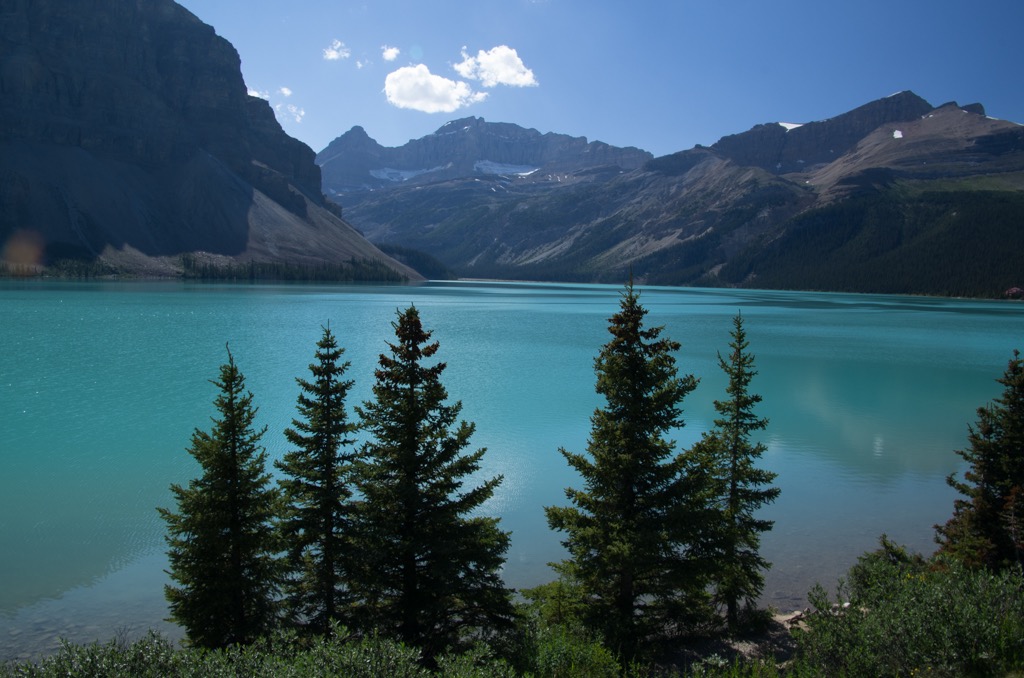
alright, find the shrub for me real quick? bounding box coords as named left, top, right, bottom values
left=0, top=632, right=182, bottom=678
left=0, top=631, right=433, bottom=677
left=532, top=624, right=621, bottom=678
left=795, top=537, right=1024, bottom=677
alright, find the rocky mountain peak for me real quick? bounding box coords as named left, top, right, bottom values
left=344, top=125, right=372, bottom=139
left=711, top=90, right=936, bottom=174
left=434, top=117, right=486, bottom=134
left=317, top=118, right=653, bottom=195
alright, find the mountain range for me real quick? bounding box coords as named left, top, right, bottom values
left=0, top=0, right=418, bottom=281
left=2, top=0, right=1021, bottom=296
left=322, top=92, right=1024, bottom=297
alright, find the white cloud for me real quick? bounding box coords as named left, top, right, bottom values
left=252, top=86, right=304, bottom=125
left=454, top=45, right=537, bottom=88
left=275, top=103, right=306, bottom=123
left=356, top=60, right=368, bottom=69
left=384, top=64, right=487, bottom=113
left=382, top=45, right=400, bottom=61
left=323, top=39, right=351, bottom=61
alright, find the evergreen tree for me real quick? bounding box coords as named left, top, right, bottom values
left=545, top=282, right=705, bottom=661
left=276, top=325, right=359, bottom=635
left=158, top=347, right=280, bottom=648
left=693, top=312, right=779, bottom=629
left=936, top=349, right=1024, bottom=569
left=353, top=306, right=515, bottom=660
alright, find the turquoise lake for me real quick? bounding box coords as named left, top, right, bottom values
left=2, top=279, right=1022, bottom=659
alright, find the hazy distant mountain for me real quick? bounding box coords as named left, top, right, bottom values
left=324, top=92, right=1024, bottom=296
left=317, top=116, right=652, bottom=195
left=0, top=0, right=419, bottom=280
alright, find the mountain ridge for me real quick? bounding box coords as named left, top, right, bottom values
left=325, top=92, right=1024, bottom=297
left=317, top=116, right=652, bottom=195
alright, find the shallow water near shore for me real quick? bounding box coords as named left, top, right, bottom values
left=2, top=279, right=1021, bottom=660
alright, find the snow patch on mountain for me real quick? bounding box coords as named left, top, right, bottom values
left=370, top=165, right=447, bottom=182
left=474, top=160, right=540, bottom=176
left=779, top=122, right=803, bottom=131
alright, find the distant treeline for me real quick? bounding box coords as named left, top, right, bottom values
left=178, top=255, right=408, bottom=283
left=373, top=242, right=457, bottom=280
left=0, top=258, right=119, bottom=279
left=0, top=255, right=411, bottom=283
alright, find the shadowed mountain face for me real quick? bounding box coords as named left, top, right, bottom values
left=0, top=0, right=418, bottom=279
left=322, top=93, right=1024, bottom=296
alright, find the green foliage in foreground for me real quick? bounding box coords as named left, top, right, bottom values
left=796, top=537, right=1024, bottom=677
left=6, top=544, right=1024, bottom=677
left=0, top=629, right=472, bottom=678
left=0, top=625, right=608, bottom=678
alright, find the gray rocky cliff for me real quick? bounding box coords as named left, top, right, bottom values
left=0, top=0, right=417, bottom=278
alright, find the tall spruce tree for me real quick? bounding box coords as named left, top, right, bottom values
left=545, top=282, right=706, bottom=661
left=158, top=347, right=280, bottom=648
left=353, top=306, right=515, bottom=660
left=692, top=312, right=779, bottom=629
left=276, top=325, right=359, bottom=635
left=936, top=349, right=1024, bottom=569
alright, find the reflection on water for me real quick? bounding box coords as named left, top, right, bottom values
left=1, top=280, right=1020, bottom=659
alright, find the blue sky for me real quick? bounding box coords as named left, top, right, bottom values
left=175, top=0, right=1024, bottom=158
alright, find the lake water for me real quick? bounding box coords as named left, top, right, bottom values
left=2, top=279, right=1022, bottom=659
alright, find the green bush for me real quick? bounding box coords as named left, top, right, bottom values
left=519, top=578, right=588, bottom=629
left=531, top=624, right=621, bottom=678
left=0, top=629, right=528, bottom=678
left=687, top=655, right=782, bottom=677
left=434, top=644, right=517, bottom=678
left=0, top=631, right=433, bottom=678
left=0, top=632, right=182, bottom=678
left=517, top=577, right=622, bottom=676
left=15, top=539, right=1024, bottom=677
left=795, top=537, right=1024, bottom=677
